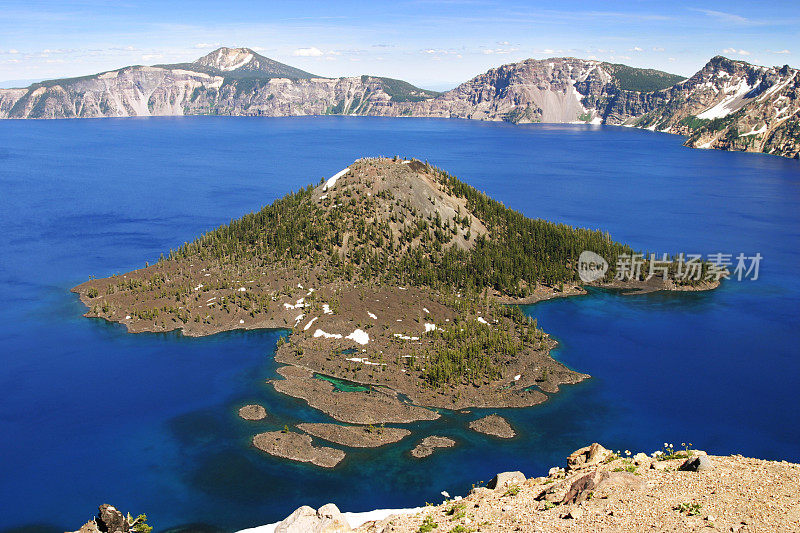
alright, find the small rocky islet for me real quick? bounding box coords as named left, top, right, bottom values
left=75, top=157, right=717, bottom=467
left=410, top=436, right=457, bottom=458
left=238, top=404, right=267, bottom=421
left=468, top=414, right=516, bottom=438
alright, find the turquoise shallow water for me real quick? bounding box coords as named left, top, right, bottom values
left=0, top=116, right=798, bottom=532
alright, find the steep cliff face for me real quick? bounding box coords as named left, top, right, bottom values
left=589, top=58, right=796, bottom=160
left=381, top=58, right=609, bottom=123
left=391, top=55, right=798, bottom=158
left=1, top=48, right=797, bottom=158
left=0, top=48, right=437, bottom=119
left=389, top=57, right=685, bottom=124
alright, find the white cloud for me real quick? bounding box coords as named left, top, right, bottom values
left=141, top=54, right=163, bottom=61
left=652, top=47, right=665, bottom=52
left=769, top=49, right=791, bottom=54
left=293, top=47, right=324, bottom=57
left=693, top=9, right=749, bottom=25
left=629, top=46, right=643, bottom=52
left=9, top=49, right=19, bottom=54
left=482, top=47, right=518, bottom=55
left=194, top=43, right=220, bottom=49
left=722, top=48, right=751, bottom=56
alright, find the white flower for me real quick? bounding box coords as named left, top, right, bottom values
left=664, top=442, right=668, bottom=447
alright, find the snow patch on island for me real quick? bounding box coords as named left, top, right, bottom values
left=313, top=329, right=342, bottom=339
left=346, top=329, right=370, bottom=345
left=324, top=168, right=349, bottom=191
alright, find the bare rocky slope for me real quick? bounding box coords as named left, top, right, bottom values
left=2, top=47, right=797, bottom=158
left=264, top=443, right=800, bottom=533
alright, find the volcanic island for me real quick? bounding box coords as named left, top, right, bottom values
left=73, top=157, right=715, bottom=466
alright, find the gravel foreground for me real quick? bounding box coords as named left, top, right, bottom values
left=269, top=443, right=800, bottom=533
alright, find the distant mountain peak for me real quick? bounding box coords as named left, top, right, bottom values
left=188, top=46, right=318, bottom=79
left=194, top=47, right=257, bottom=71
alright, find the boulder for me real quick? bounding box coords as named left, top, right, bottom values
left=561, top=471, right=644, bottom=505
left=96, top=505, right=129, bottom=533
left=680, top=455, right=713, bottom=472
left=566, top=443, right=611, bottom=471
left=72, top=521, right=101, bottom=533
left=561, top=472, right=598, bottom=505
left=275, top=504, right=352, bottom=532
left=594, top=471, right=645, bottom=493
left=536, top=477, right=574, bottom=503
left=633, top=452, right=649, bottom=465
left=487, top=471, right=525, bottom=489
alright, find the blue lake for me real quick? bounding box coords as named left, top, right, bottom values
left=0, top=116, right=798, bottom=532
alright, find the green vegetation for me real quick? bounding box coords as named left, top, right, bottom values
left=603, top=63, right=686, bottom=92
left=446, top=502, right=466, bottom=519
left=674, top=502, right=703, bottom=516
left=502, top=105, right=537, bottom=124
left=613, top=462, right=638, bottom=474
left=128, top=513, right=152, bottom=533
left=678, top=115, right=711, bottom=130
left=413, top=310, right=538, bottom=388
left=577, top=112, right=592, bottom=122
left=170, top=161, right=633, bottom=296
left=503, top=484, right=521, bottom=497
left=369, top=76, right=440, bottom=102
left=418, top=515, right=438, bottom=532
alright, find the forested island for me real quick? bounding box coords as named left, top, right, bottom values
left=73, top=157, right=716, bottom=465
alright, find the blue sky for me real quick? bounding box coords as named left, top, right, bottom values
left=0, top=0, right=798, bottom=89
